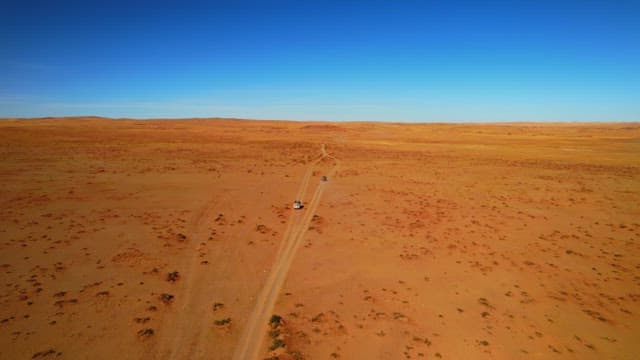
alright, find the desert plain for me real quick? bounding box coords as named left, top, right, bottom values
left=0, top=117, right=639, bottom=359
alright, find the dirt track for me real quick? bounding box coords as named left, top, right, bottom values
left=155, top=144, right=339, bottom=360
left=155, top=191, right=235, bottom=359
left=233, top=144, right=339, bottom=360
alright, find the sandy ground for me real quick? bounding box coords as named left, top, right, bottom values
left=0, top=117, right=639, bottom=360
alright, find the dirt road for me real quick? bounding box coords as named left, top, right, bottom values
left=155, top=190, right=241, bottom=359
left=156, top=144, right=338, bottom=360
left=232, top=144, right=339, bottom=360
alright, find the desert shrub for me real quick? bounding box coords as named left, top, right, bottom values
left=214, top=318, right=231, bottom=326
left=311, top=313, right=324, bottom=322
left=166, top=271, right=180, bottom=282
left=269, top=338, right=285, bottom=351
left=269, top=314, right=282, bottom=328
left=160, top=293, right=174, bottom=304
left=137, top=328, right=154, bottom=337
left=32, top=349, right=57, bottom=358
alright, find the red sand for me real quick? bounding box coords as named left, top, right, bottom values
left=1, top=118, right=639, bottom=359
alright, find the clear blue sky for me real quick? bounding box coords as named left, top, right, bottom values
left=1, top=0, right=639, bottom=121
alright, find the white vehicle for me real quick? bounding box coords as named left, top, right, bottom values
left=293, top=200, right=303, bottom=209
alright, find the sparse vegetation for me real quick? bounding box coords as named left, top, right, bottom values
left=32, top=349, right=59, bottom=359
left=166, top=271, right=180, bottom=282
left=160, top=293, right=174, bottom=304
left=269, top=328, right=280, bottom=339
left=583, top=309, right=609, bottom=323
left=214, top=317, right=231, bottom=326
left=413, top=336, right=431, bottom=346
left=137, top=328, right=154, bottom=338
left=478, top=297, right=494, bottom=309
left=54, top=298, right=78, bottom=308
left=392, top=312, right=406, bottom=320
left=269, top=314, right=283, bottom=328
left=266, top=314, right=287, bottom=352
left=269, top=338, right=285, bottom=351
left=3, top=119, right=639, bottom=359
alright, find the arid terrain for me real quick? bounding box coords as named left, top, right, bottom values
left=0, top=117, right=639, bottom=359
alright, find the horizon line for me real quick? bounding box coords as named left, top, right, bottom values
left=1, top=115, right=639, bottom=125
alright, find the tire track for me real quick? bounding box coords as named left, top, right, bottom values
left=156, top=145, right=331, bottom=359
left=154, top=194, right=225, bottom=359
left=233, top=144, right=338, bottom=360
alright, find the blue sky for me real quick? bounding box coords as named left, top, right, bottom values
left=1, top=0, right=639, bottom=121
